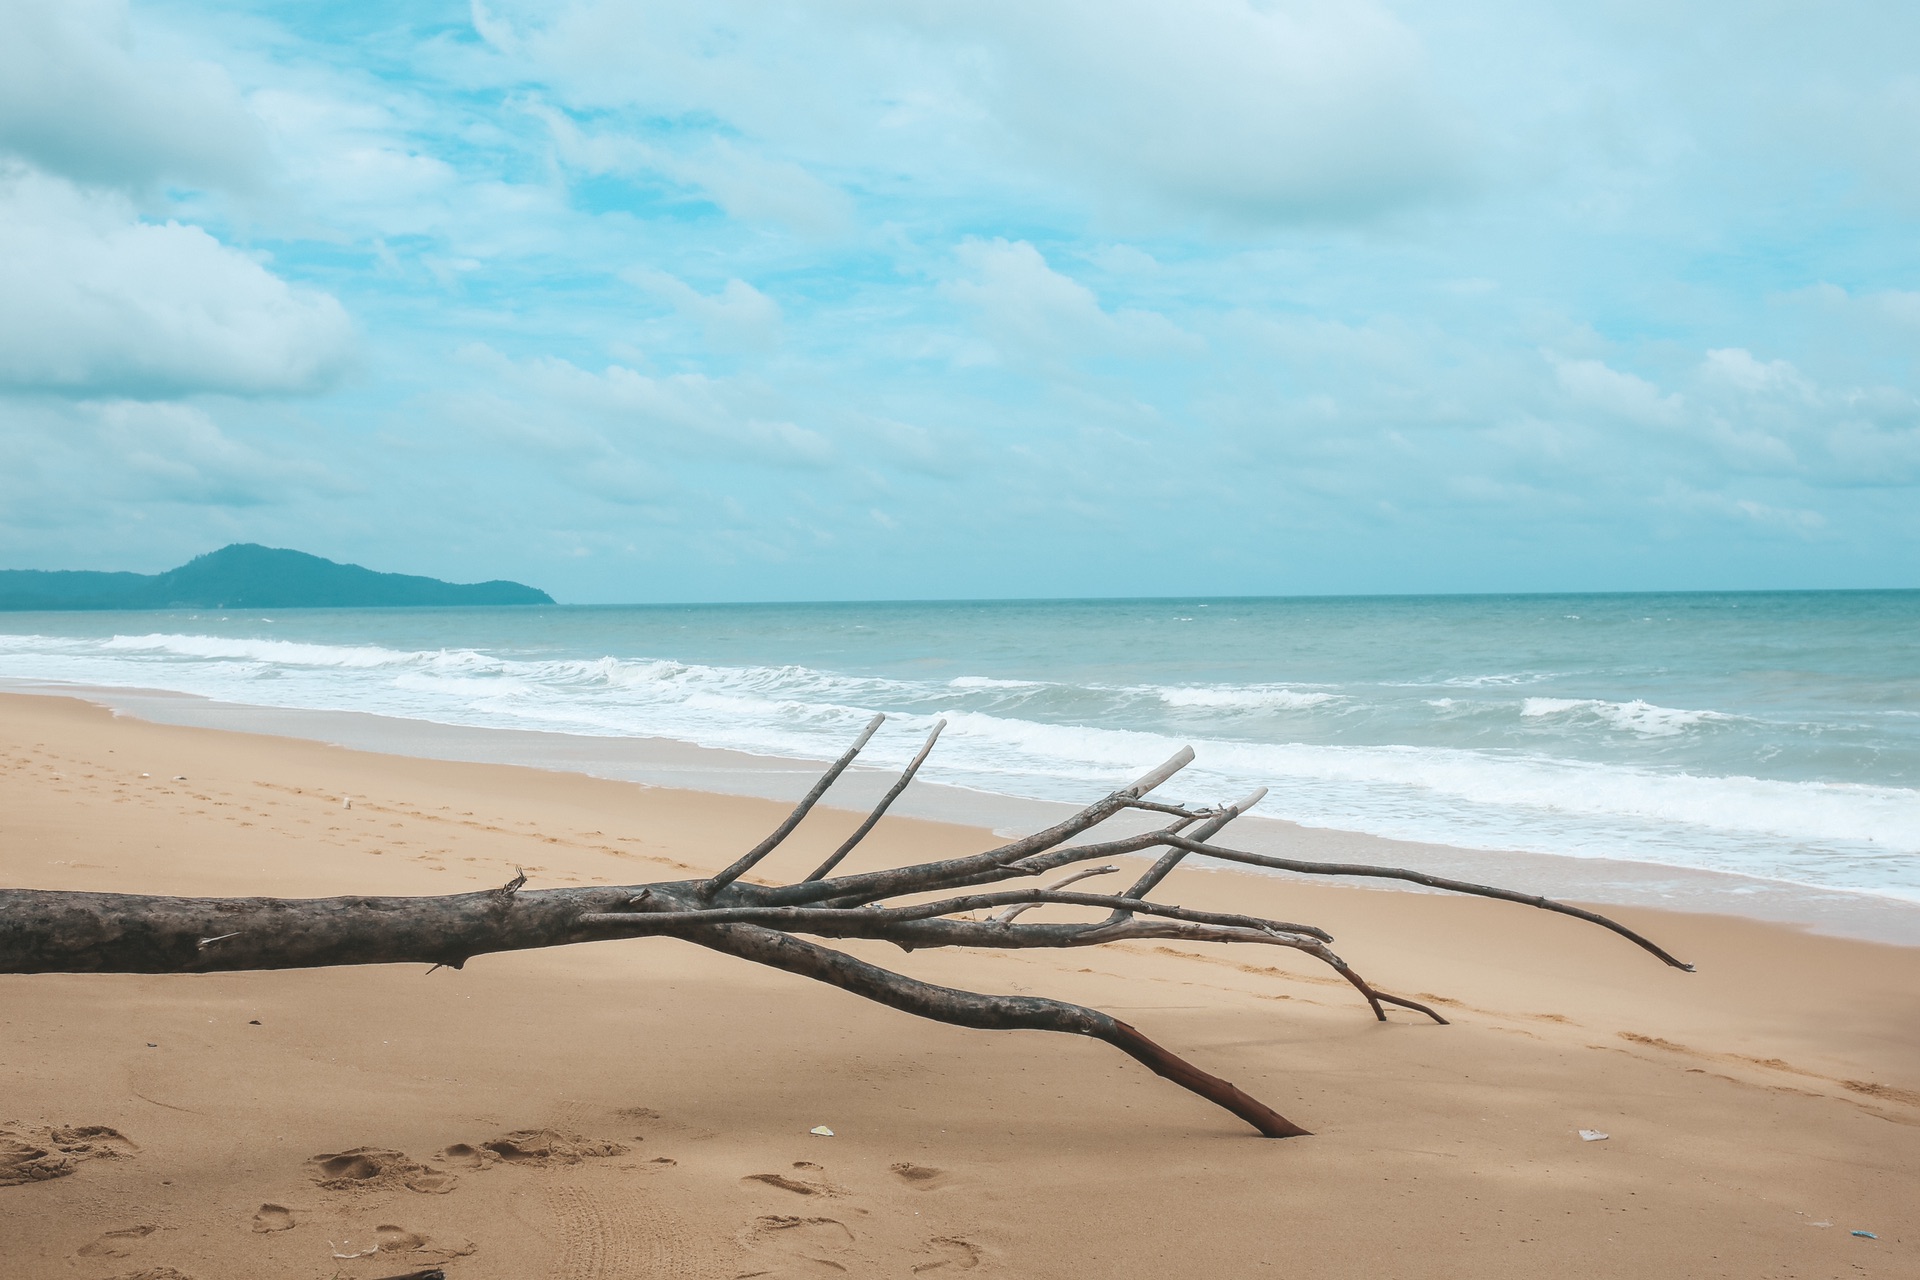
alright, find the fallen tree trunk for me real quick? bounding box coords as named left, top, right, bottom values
left=0, top=715, right=1690, bottom=1137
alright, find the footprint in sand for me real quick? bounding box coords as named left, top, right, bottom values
left=100, top=1269, right=193, bottom=1280
left=439, top=1128, right=629, bottom=1170
left=912, top=1237, right=984, bottom=1273
left=375, top=1224, right=431, bottom=1252
left=889, top=1163, right=950, bottom=1189
left=368, top=1223, right=477, bottom=1264
left=250, top=1203, right=296, bottom=1233
left=305, top=1147, right=456, bottom=1194
left=0, top=1131, right=67, bottom=1186
left=438, top=1141, right=496, bottom=1170
left=0, top=1122, right=138, bottom=1185
left=616, top=1104, right=717, bottom=1142
left=75, top=1224, right=160, bottom=1258
left=433, top=1128, right=622, bottom=1182
left=738, top=1215, right=856, bottom=1277
left=743, top=1162, right=845, bottom=1198
left=485, top=1128, right=628, bottom=1166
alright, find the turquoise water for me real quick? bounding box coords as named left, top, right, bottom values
left=3, top=590, right=1916, bottom=900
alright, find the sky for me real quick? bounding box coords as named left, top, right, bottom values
left=1, top=0, right=1917, bottom=603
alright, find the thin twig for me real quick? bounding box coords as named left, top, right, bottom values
left=1113, top=785, right=1267, bottom=915
left=804, top=719, right=946, bottom=882
left=805, top=823, right=1195, bottom=909
left=990, top=865, right=1119, bottom=922
left=701, top=713, right=885, bottom=897
left=1158, top=836, right=1694, bottom=970
left=791, top=818, right=1689, bottom=973
left=763, top=748, right=1198, bottom=909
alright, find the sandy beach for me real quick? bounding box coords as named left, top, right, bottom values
left=2, top=690, right=1914, bottom=1278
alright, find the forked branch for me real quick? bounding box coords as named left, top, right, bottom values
left=0, top=721, right=1689, bottom=1138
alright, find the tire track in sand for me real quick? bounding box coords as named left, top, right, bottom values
left=541, top=1098, right=706, bottom=1279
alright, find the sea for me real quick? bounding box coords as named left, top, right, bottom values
left=3, top=591, right=1917, bottom=936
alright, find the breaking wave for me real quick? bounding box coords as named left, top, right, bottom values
left=4, top=618, right=1917, bottom=901
left=1521, top=697, right=1740, bottom=737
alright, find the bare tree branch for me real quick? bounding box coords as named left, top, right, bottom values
left=675, top=920, right=1310, bottom=1138
left=804, top=718, right=946, bottom=882
left=766, top=747, right=1200, bottom=909
left=1154, top=836, right=1695, bottom=971
left=1119, top=787, right=1267, bottom=905
left=701, top=712, right=885, bottom=897
left=989, top=865, right=1118, bottom=923
left=579, top=888, right=1336, bottom=941
left=0, top=723, right=1688, bottom=1139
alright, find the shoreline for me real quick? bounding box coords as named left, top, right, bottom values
left=2, top=691, right=1915, bottom=1277
left=8, top=679, right=1919, bottom=946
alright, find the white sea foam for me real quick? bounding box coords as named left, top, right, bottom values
left=1155, top=685, right=1341, bottom=711
left=4, top=626, right=1918, bottom=899
left=100, top=632, right=419, bottom=668
left=1521, top=696, right=1736, bottom=737
left=934, top=708, right=1903, bottom=841
left=1436, top=671, right=1559, bottom=688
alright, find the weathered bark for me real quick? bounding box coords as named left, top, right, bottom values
left=0, top=722, right=1690, bottom=1137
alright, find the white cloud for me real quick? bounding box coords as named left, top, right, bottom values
left=464, top=346, right=833, bottom=468
left=10, top=0, right=1919, bottom=592
left=528, top=103, right=852, bottom=236
left=855, top=416, right=974, bottom=478
left=1652, top=484, right=1828, bottom=535
left=931, top=0, right=1466, bottom=222
left=1785, top=282, right=1920, bottom=334
left=0, top=396, right=340, bottom=514
left=671, top=140, right=854, bottom=237
left=1550, top=348, right=1920, bottom=487
left=1692, top=348, right=1920, bottom=484
left=1700, top=347, right=1814, bottom=398
left=623, top=268, right=783, bottom=352
left=947, top=238, right=1200, bottom=369
left=0, top=168, right=353, bottom=397
left=88, top=400, right=338, bottom=505
left=1553, top=356, right=1684, bottom=426
left=0, top=0, right=265, bottom=190
left=249, top=90, right=462, bottom=221
left=480, top=0, right=1464, bottom=226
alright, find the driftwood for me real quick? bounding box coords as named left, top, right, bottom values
left=0, top=714, right=1691, bottom=1137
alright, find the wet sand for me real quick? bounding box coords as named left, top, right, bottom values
left=2, top=692, right=1914, bottom=1278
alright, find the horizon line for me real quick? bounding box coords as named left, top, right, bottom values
left=456, top=583, right=1920, bottom=609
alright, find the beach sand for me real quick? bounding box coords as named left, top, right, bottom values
left=1, top=691, right=1914, bottom=1278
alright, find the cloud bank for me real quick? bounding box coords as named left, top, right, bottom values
left=0, top=0, right=1914, bottom=597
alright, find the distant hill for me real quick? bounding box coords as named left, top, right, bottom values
left=0, top=544, right=555, bottom=611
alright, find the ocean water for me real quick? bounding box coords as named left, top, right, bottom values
left=2, top=591, right=1917, bottom=904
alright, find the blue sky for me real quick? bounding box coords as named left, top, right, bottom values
left=2, top=0, right=1916, bottom=602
